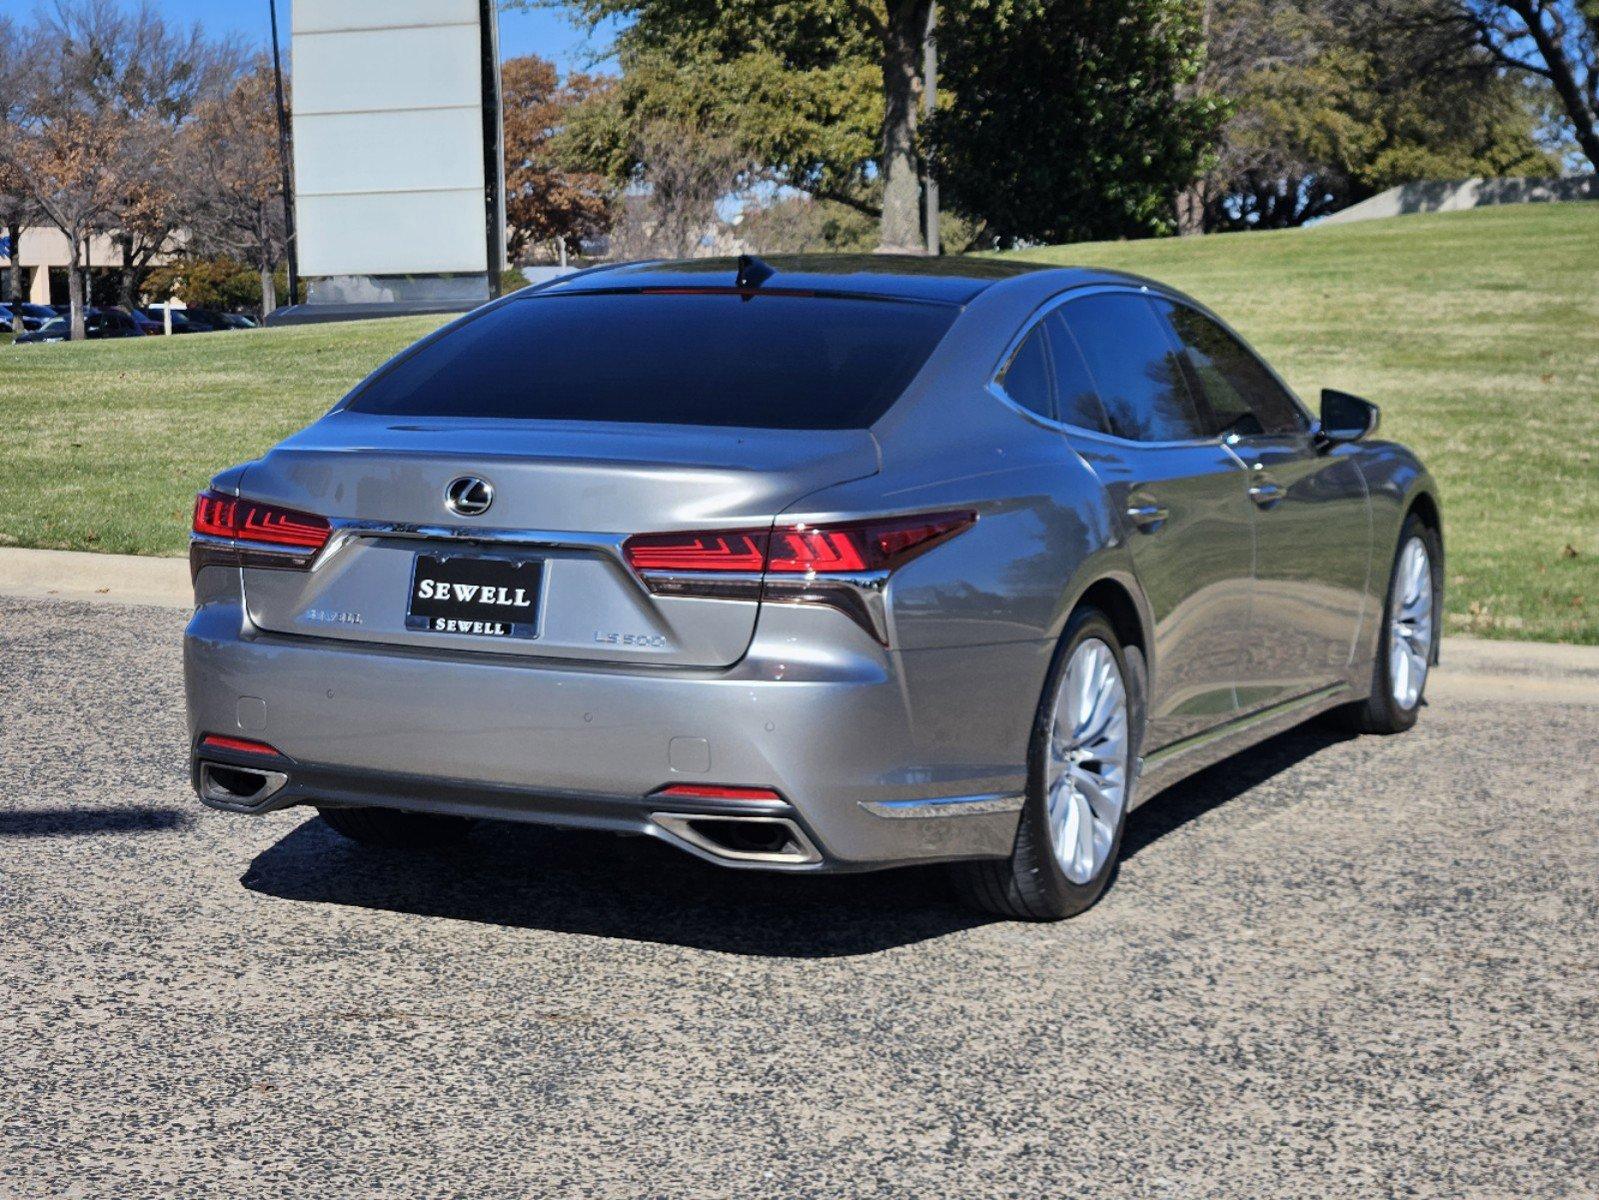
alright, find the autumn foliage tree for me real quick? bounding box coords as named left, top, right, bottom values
left=501, top=54, right=612, bottom=262
left=0, top=0, right=236, bottom=339
left=185, top=61, right=291, bottom=318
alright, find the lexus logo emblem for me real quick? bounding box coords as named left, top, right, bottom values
left=445, top=476, right=494, bottom=517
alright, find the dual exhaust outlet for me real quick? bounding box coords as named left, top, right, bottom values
left=196, top=746, right=821, bottom=867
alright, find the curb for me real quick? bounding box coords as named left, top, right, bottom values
left=1, top=547, right=1596, bottom=687
left=0, top=547, right=190, bottom=609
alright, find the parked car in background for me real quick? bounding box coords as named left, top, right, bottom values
left=14, top=308, right=146, bottom=344
left=219, top=313, right=260, bottom=330
left=1, top=302, right=60, bottom=332
left=181, top=308, right=243, bottom=332
left=128, top=310, right=165, bottom=337
left=185, top=255, right=1443, bottom=921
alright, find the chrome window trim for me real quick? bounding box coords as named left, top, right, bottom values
left=986, top=282, right=1226, bottom=451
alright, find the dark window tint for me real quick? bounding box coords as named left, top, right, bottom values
left=347, top=292, right=959, bottom=429
left=1043, top=313, right=1110, bottom=433
left=1000, top=325, right=1053, bottom=419
left=1159, top=301, right=1306, bottom=436
left=1059, top=293, right=1205, bottom=442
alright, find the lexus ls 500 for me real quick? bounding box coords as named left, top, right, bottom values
left=185, top=256, right=1441, bottom=920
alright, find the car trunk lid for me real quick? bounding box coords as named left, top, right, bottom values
left=237, top=411, right=880, bottom=667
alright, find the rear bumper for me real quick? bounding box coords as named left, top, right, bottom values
left=184, top=581, right=1044, bottom=870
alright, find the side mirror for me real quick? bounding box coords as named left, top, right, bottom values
left=1316, top=389, right=1380, bottom=450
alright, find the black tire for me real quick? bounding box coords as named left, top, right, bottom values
left=1337, top=511, right=1442, bottom=735
left=316, top=806, right=474, bottom=849
left=951, top=606, right=1141, bottom=921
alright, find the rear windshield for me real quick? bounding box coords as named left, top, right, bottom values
left=346, top=291, right=960, bottom=429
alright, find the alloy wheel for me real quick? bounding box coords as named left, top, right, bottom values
left=1388, top=536, right=1434, bottom=711
left=1045, top=639, right=1130, bottom=884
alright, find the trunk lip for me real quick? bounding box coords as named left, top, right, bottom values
left=276, top=410, right=885, bottom=470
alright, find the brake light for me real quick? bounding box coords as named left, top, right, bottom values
left=193, top=490, right=331, bottom=551
left=200, top=733, right=285, bottom=757
left=624, top=511, right=974, bottom=577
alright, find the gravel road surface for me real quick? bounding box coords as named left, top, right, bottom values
left=1, top=595, right=1595, bottom=1198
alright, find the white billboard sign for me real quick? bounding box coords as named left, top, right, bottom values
left=292, top=0, right=501, bottom=278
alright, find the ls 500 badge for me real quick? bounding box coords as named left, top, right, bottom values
left=594, top=630, right=669, bottom=649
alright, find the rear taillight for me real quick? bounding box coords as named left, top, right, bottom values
left=623, top=531, right=768, bottom=573
left=624, top=511, right=974, bottom=577
left=193, top=490, right=331, bottom=551
left=766, top=513, right=975, bottom=574
left=624, top=511, right=975, bottom=644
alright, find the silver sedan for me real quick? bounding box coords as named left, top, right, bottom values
left=185, top=255, right=1441, bottom=920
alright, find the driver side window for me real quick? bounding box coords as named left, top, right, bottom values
left=1158, top=300, right=1307, bottom=437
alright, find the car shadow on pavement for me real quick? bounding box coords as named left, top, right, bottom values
left=241, top=817, right=988, bottom=958
left=239, top=719, right=1355, bottom=957
left=1121, top=719, right=1356, bottom=860
left=0, top=806, right=194, bottom=838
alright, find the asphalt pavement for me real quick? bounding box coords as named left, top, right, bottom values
left=1, top=594, right=1595, bottom=1198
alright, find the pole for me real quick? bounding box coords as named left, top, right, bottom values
left=478, top=0, right=505, bottom=300
left=921, top=1, right=940, bottom=256
left=268, top=0, right=299, bottom=308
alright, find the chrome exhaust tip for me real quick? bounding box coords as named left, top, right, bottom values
left=650, top=812, right=822, bottom=866
left=198, top=761, right=289, bottom=809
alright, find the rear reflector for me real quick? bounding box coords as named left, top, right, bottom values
left=654, top=784, right=784, bottom=803
left=200, top=733, right=285, bottom=757
left=193, top=490, right=331, bottom=552
left=624, top=511, right=975, bottom=577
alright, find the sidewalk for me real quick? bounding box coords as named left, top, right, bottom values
left=1, top=546, right=1596, bottom=693
left=0, top=547, right=189, bottom=609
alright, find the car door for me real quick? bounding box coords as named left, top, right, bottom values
left=1156, top=299, right=1372, bottom=711
left=1048, top=292, right=1254, bottom=752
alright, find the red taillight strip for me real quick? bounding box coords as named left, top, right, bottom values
left=623, top=511, right=975, bottom=579
left=623, top=530, right=769, bottom=573
left=193, top=490, right=331, bottom=551
left=200, top=734, right=285, bottom=757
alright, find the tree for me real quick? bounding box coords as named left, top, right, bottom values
left=517, top=0, right=934, bottom=250
left=6, top=1, right=138, bottom=341
left=501, top=55, right=613, bottom=261
left=928, top=0, right=1224, bottom=247
left=605, top=119, right=748, bottom=256
left=1190, top=0, right=1561, bottom=231
left=0, top=14, right=40, bottom=334
left=1431, top=1, right=1598, bottom=169
left=104, top=11, right=241, bottom=308
left=186, top=61, right=290, bottom=318
left=1, top=0, right=234, bottom=339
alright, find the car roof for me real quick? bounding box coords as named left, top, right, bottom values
left=535, top=254, right=1106, bottom=305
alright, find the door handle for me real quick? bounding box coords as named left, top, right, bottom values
left=1248, top=478, right=1286, bottom=508
left=1126, top=501, right=1169, bottom=532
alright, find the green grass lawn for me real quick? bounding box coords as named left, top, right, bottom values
left=0, top=314, right=448, bottom=557
left=0, top=202, right=1594, bottom=641
left=1001, top=203, right=1599, bottom=644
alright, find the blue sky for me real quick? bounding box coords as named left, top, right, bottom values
left=74, top=1, right=619, bottom=74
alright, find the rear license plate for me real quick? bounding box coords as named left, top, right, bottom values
left=407, top=554, right=542, bottom=639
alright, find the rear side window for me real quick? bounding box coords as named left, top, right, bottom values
left=999, top=325, right=1053, bottom=419
left=1043, top=313, right=1110, bottom=434
left=1058, top=293, right=1206, bottom=442
left=1158, top=301, right=1307, bottom=437
left=347, top=292, right=960, bottom=430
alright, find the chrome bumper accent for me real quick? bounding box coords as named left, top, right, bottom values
left=859, top=791, right=1025, bottom=819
